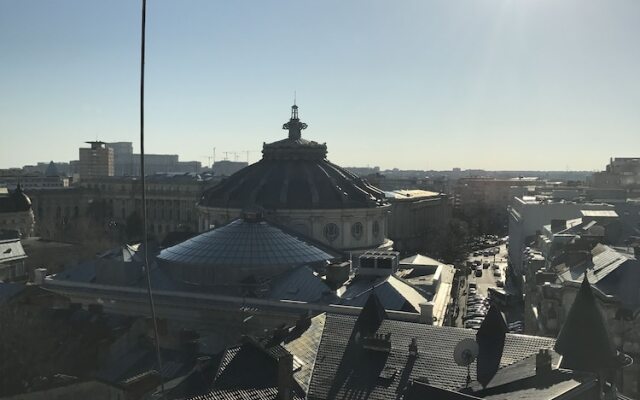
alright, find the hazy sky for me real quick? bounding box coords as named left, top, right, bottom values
left=1, top=0, right=639, bottom=171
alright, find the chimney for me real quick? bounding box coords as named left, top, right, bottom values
left=33, top=268, right=47, bottom=285
left=536, top=349, right=552, bottom=376
left=195, top=356, right=211, bottom=372
left=277, top=352, right=294, bottom=400
left=409, top=338, right=418, bottom=358
left=419, top=302, right=434, bottom=324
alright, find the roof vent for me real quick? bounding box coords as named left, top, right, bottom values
left=358, top=251, right=399, bottom=277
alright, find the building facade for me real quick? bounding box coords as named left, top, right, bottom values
left=27, top=174, right=220, bottom=242
left=591, top=157, right=640, bottom=189
left=453, top=177, right=539, bottom=233
left=78, top=141, right=114, bottom=179
left=507, top=195, right=614, bottom=279
left=385, top=190, right=451, bottom=254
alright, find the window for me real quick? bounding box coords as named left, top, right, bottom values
left=372, top=221, right=380, bottom=238
left=351, top=222, right=363, bottom=240
left=324, top=223, right=339, bottom=242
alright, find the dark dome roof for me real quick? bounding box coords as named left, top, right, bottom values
left=200, top=106, right=387, bottom=210
left=157, top=217, right=338, bottom=268
left=0, top=185, right=32, bottom=213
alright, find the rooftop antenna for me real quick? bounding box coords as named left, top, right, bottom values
left=294, top=90, right=297, bottom=106
left=138, top=0, right=163, bottom=393
left=453, top=338, right=479, bottom=388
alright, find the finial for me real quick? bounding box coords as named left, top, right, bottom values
left=282, top=102, right=307, bottom=140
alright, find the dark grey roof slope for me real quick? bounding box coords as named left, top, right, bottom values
left=554, top=276, right=618, bottom=372
left=158, top=218, right=338, bottom=268
left=469, top=354, right=596, bottom=400
left=0, top=283, right=25, bottom=304
left=189, top=387, right=304, bottom=400
left=307, top=314, right=556, bottom=400
left=199, top=105, right=387, bottom=210
left=267, top=266, right=337, bottom=303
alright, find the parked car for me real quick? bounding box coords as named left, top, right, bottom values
left=496, top=280, right=504, bottom=287
left=468, top=282, right=477, bottom=289
left=483, top=261, right=490, bottom=269
left=474, top=269, right=482, bottom=277
left=493, top=270, right=502, bottom=277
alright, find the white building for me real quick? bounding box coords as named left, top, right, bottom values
left=507, top=195, right=614, bottom=279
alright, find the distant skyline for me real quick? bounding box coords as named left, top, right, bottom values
left=1, top=0, right=639, bottom=171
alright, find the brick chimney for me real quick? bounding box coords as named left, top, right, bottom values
left=277, top=352, right=294, bottom=400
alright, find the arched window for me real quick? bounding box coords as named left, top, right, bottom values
left=324, top=223, right=339, bottom=242
left=351, top=222, right=363, bottom=240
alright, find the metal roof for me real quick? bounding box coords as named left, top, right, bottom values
left=267, top=266, right=336, bottom=303
left=340, top=274, right=428, bottom=313
left=158, top=218, right=338, bottom=268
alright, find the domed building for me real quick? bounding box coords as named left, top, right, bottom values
left=0, top=185, right=35, bottom=237
left=198, top=105, right=392, bottom=252
left=158, top=211, right=340, bottom=288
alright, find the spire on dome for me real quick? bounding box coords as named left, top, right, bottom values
left=282, top=104, right=308, bottom=140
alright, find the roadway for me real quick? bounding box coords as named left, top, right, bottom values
left=455, top=244, right=508, bottom=328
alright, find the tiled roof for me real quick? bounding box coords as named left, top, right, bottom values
left=283, top=314, right=326, bottom=392
left=189, top=387, right=304, bottom=400
left=558, top=244, right=640, bottom=308
left=558, top=244, right=630, bottom=285
left=207, top=314, right=325, bottom=399
left=405, top=381, right=482, bottom=399
left=307, top=314, right=556, bottom=400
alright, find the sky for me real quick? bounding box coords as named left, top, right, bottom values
left=1, top=0, right=639, bottom=171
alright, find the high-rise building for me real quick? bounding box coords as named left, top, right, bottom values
left=78, top=141, right=114, bottom=179
left=106, top=142, right=134, bottom=176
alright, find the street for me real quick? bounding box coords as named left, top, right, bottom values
left=455, top=243, right=509, bottom=329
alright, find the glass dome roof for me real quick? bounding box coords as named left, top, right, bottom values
left=157, top=218, right=338, bottom=268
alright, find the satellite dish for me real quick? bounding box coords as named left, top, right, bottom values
left=454, top=338, right=479, bottom=366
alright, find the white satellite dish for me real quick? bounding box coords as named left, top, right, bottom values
left=454, top=338, right=479, bottom=367
left=454, top=338, right=479, bottom=387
